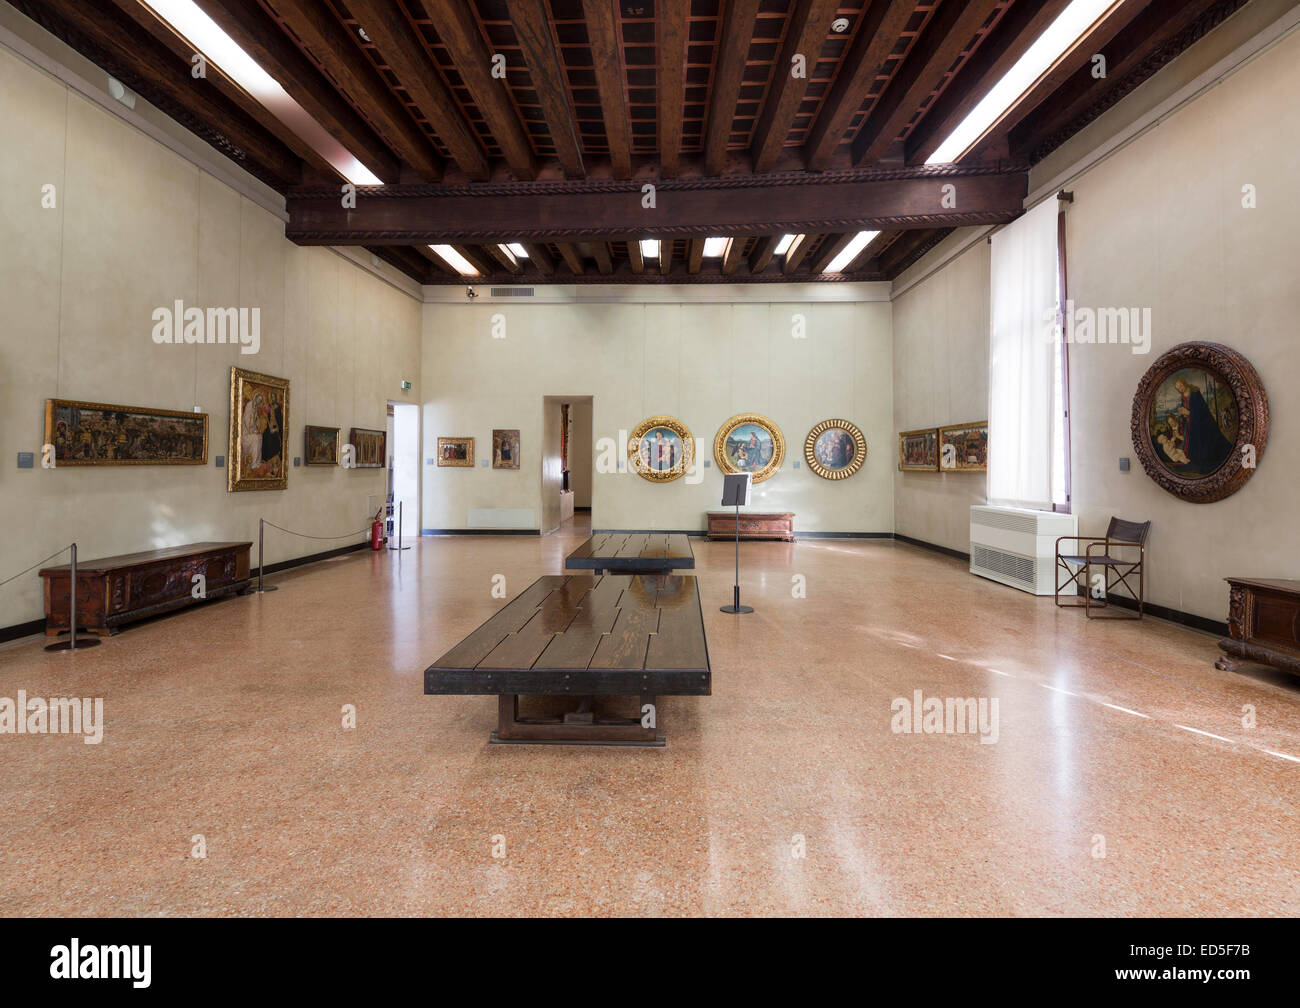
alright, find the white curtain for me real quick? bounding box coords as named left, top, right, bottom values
left=988, top=198, right=1059, bottom=508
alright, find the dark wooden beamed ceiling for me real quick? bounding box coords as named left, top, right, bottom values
left=9, top=0, right=1254, bottom=285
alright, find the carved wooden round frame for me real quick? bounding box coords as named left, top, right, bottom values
left=1130, top=341, right=1268, bottom=503
left=713, top=413, right=786, bottom=483
left=628, top=415, right=694, bottom=483
left=804, top=419, right=867, bottom=480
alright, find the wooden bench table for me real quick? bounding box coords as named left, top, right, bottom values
left=564, top=532, right=695, bottom=576
left=424, top=573, right=710, bottom=746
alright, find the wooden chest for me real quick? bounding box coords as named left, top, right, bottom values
left=706, top=511, right=795, bottom=542
left=1216, top=577, right=1300, bottom=677
left=40, top=541, right=253, bottom=637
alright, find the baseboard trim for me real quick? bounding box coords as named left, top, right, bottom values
left=1071, top=585, right=1227, bottom=637
left=893, top=533, right=971, bottom=562
left=0, top=618, right=46, bottom=644
left=421, top=528, right=541, bottom=536
left=593, top=528, right=707, bottom=536
left=574, top=506, right=592, bottom=512
left=795, top=531, right=892, bottom=540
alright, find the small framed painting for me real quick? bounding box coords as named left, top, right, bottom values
left=938, top=421, right=988, bottom=472
left=438, top=436, right=474, bottom=467
left=714, top=413, right=785, bottom=483
left=304, top=425, right=340, bottom=466
left=229, top=366, right=289, bottom=491
left=44, top=399, right=207, bottom=466
left=492, top=428, right=520, bottom=469
left=349, top=428, right=386, bottom=468
left=805, top=419, right=866, bottom=480
left=628, top=416, right=693, bottom=482
left=898, top=428, right=939, bottom=471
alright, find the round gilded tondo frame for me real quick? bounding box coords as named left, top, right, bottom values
left=714, top=413, right=785, bottom=483
left=628, top=415, right=694, bottom=483
left=1130, top=341, right=1268, bottom=503
left=804, top=419, right=867, bottom=480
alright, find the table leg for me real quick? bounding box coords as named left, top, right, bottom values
left=491, top=693, right=665, bottom=746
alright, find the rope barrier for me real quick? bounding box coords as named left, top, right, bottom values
left=0, top=545, right=71, bottom=590
left=260, top=521, right=371, bottom=541
left=253, top=516, right=376, bottom=593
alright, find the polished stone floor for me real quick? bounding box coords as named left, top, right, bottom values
left=1, top=514, right=1296, bottom=916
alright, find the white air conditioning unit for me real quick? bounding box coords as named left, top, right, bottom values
left=970, top=505, right=1077, bottom=596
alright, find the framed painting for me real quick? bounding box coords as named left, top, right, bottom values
left=437, top=436, right=474, bottom=467
left=228, top=366, right=289, bottom=491
left=350, top=428, right=386, bottom=469
left=898, top=428, right=938, bottom=471
left=805, top=419, right=866, bottom=480
left=714, top=413, right=785, bottom=483
left=492, top=428, right=520, bottom=469
left=628, top=415, right=693, bottom=482
left=304, top=425, right=340, bottom=466
left=44, top=399, right=207, bottom=466
left=938, top=422, right=988, bottom=472
left=1131, top=342, right=1268, bottom=503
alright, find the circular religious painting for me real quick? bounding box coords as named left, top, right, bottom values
left=1130, top=342, right=1268, bottom=503
left=805, top=419, right=866, bottom=480
left=628, top=415, right=693, bottom=482
left=714, top=413, right=785, bottom=483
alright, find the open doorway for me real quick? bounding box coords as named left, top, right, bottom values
left=387, top=401, right=419, bottom=542
left=541, top=394, right=592, bottom=534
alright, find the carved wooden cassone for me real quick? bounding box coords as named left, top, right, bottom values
left=1216, top=577, right=1300, bottom=677
left=706, top=511, right=795, bottom=542
left=40, top=541, right=253, bottom=636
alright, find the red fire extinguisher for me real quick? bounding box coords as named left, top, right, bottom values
left=370, top=508, right=385, bottom=550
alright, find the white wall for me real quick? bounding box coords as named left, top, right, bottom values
left=0, top=40, right=422, bottom=627
left=420, top=298, right=895, bottom=534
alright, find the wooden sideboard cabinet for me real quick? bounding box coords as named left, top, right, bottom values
left=706, top=511, right=795, bottom=542
left=40, top=541, right=253, bottom=637
left=1215, top=577, right=1300, bottom=677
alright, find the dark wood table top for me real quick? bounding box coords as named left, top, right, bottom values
left=425, top=573, right=710, bottom=697
left=1223, top=577, right=1300, bottom=592
left=565, top=532, right=695, bottom=571
left=40, top=541, right=253, bottom=575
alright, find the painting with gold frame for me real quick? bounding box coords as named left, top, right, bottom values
left=805, top=419, right=866, bottom=480
left=938, top=421, right=988, bottom=472
left=628, top=415, right=693, bottom=482
left=898, top=428, right=939, bottom=471
left=44, top=398, right=208, bottom=466
left=228, top=366, right=290, bottom=491
left=304, top=425, right=340, bottom=466
left=350, top=428, right=386, bottom=468
left=437, top=436, right=474, bottom=467
left=714, top=413, right=784, bottom=483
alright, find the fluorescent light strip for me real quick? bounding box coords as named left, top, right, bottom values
left=507, top=243, right=528, bottom=258
left=640, top=239, right=659, bottom=259
left=428, top=245, right=479, bottom=276
left=496, top=244, right=518, bottom=267
left=774, top=234, right=796, bottom=255
left=824, top=230, right=879, bottom=273
left=702, top=236, right=728, bottom=257
left=144, top=0, right=383, bottom=185
left=927, top=0, right=1115, bottom=164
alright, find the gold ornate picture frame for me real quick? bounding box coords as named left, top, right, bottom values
left=805, top=419, right=866, bottom=480
left=628, top=415, right=694, bottom=482
left=898, top=428, right=939, bottom=471
left=938, top=421, right=988, bottom=472
left=44, top=398, right=208, bottom=466
left=303, top=425, right=340, bottom=466
left=714, top=413, right=785, bottom=483
left=437, top=436, right=474, bottom=467
left=229, top=366, right=290, bottom=491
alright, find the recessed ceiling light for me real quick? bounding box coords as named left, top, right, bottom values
left=927, top=0, right=1114, bottom=164
left=496, top=244, right=518, bottom=267
left=507, top=243, right=528, bottom=258
left=428, top=245, right=479, bottom=276
left=824, top=230, right=879, bottom=273
left=640, top=239, right=659, bottom=259
left=143, top=0, right=383, bottom=185
left=774, top=234, right=797, bottom=255
left=702, top=236, right=728, bottom=257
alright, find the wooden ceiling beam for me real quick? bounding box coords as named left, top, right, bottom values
left=808, top=233, right=856, bottom=275
left=591, top=242, right=614, bottom=275
left=844, top=229, right=896, bottom=272
left=721, top=237, right=746, bottom=276
left=904, top=0, right=1075, bottom=165
left=751, top=0, right=842, bottom=173
left=686, top=238, right=706, bottom=274
left=878, top=227, right=946, bottom=276
left=453, top=245, right=499, bottom=277
left=506, top=0, right=584, bottom=177
left=189, top=0, right=400, bottom=182
left=419, top=0, right=537, bottom=179
left=804, top=1, right=915, bottom=172
left=347, top=0, right=490, bottom=181
left=851, top=0, right=1004, bottom=167
left=659, top=240, right=674, bottom=276
left=484, top=243, right=525, bottom=275
left=286, top=168, right=1028, bottom=244
left=262, top=0, right=443, bottom=183
left=782, top=233, right=814, bottom=274
left=365, top=245, right=432, bottom=282
left=556, top=243, right=586, bottom=276
left=627, top=240, right=645, bottom=274
left=581, top=0, right=632, bottom=179
left=704, top=0, right=762, bottom=176
left=657, top=0, right=690, bottom=178
left=519, top=243, right=556, bottom=275
left=747, top=235, right=777, bottom=274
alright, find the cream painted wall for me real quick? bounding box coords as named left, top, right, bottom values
left=891, top=233, right=990, bottom=554
left=420, top=300, right=894, bottom=533
left=0, top=43, right=421, bottom=628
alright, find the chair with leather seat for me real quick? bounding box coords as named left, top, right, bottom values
left=1055, top=517, right=1151, bottom=619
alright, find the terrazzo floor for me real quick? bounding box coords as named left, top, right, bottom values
left=1, top=515, right=1297, bottom=916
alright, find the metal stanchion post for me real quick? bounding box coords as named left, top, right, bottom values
left=256, top=517, right=278, bottom=593
left=389, top=500, right=410, bottom=551
left=45, top=541, right=100, bottom=651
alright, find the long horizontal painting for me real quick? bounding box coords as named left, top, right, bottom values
left=45, top=399, right=208, bottom=466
